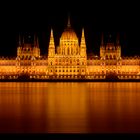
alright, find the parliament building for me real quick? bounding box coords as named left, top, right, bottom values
left=0, top=18, right=140, bottom=80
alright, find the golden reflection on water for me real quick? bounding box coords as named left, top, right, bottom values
left=0, top=82, right=140, bottom=133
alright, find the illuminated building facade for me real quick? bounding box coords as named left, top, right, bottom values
left=0, top=18, right=140, bottom=80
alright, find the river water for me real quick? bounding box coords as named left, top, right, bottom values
left=0, top=82, right=140, bottom=133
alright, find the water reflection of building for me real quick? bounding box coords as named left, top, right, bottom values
left=0, top=17, right=140, bottom=80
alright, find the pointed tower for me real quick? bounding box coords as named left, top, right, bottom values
left=101, top=32, right=104, bottom=46
left=37, top=36, right=39, bottom=48
left=22, top=36, right=24, bottom=44
left=34, top=34, right=39, bottom=47
left=108, top=33, right=112, bottom=43
left=80, top=28, right=87, bottom=58
left=34, top=34, right=37, bottom=46
left=100, top=32, right=105, bottom=58
left=48, top=28, right=55, bottom=58
left=116, top=32, right=121, bottom=58
left=19, top=34, right=22, bottom=47
left=116, top=32, right=120, bottom=45
left=33, top=33, right=40, bottom=57
left=17, top=34, right=22, bottom=57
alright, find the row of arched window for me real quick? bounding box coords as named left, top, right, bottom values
left=49, top=69, right=85, bottom=73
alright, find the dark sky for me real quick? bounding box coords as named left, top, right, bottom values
left=0, top=1, right=139, bottom=57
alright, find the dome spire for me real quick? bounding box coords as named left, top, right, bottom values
left=67, top=14, right=71, bottom=28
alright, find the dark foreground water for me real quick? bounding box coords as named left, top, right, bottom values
left=0, top=82, right=140, bottom=133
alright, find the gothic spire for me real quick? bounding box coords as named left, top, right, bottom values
left=34, top=33, right=39, bottom=47
left=116, top=32, right=120, bottom=45
left=37, top=36, right=39, bottom=47
left=19, top=34, right=21, bottom=46
left=82, top=28, right=85, bottom=38
left=51, top=28, right=53, bottom=38
left=49, top=28, right=55, bottom=48
left=108, top=33, right=112, bottom=43
left=23, top=36, right=24, bottom=44
left=80, top=28, right=86, bottom=48
left=101, top=32, right=104, bottom=46
left=34, top=34, right=37, bottom=45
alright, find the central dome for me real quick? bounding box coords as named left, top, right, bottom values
left=60, top=17, right=78, bottom=41
left=61, top=28, right=78, bottom=40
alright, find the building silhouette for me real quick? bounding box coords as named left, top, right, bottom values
left=0, top=17, right=140, bottom=80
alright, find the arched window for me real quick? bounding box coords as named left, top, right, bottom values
left=68, top=47, right=70, bottom=55
left=77, top=59, right=79, bottom=65
left=71, top=48, right=73, bottom=55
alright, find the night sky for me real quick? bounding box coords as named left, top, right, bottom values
left=0, top=1, right=139, bottom=57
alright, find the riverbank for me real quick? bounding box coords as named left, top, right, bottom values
left=0, top=79, right=140, bottom=82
